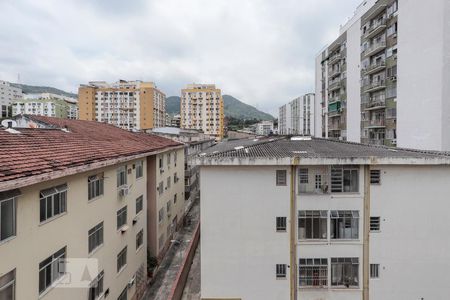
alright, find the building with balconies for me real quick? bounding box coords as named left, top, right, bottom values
left=196, top=136, right=450, bottom=300
left=278, top=94, right=315, bottom=136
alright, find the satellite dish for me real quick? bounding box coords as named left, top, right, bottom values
left=1, top=119, right=17, bottom=128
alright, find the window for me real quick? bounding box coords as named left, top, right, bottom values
left=88, top=270, right=104, bottom=300
left=158, top=181, right=164, bottom=196
left=88, top=174, right=104, bottom=200
left=167, top=176, right=171, bottom=189
left=276, top=217, right=287, bottom=232
left=330, top=211, right=359, bottom=239
left=174, top=172, right=178, bottom=183
left=88, top=222, right=104, bottom=254
left=0, top=269, right=15, bottom=300
left=117, top=246, right=127, bottom=273
left=276, top=170, right=287, bottom=186
left=0, top=194, right=17, bottom=242
left=136, top=160, right=143, bottom=179
left=159, top=157, right=164, bottom=169
left=331, top=167, right=358, bottom=193
left=39, top=184, right=67, bottom=223
left=276, top=264, right=287, bottom=278
left=136, top=229, right=144, bottom=250
left=117, top=166, right=127, bottom=187
left=370, top=217, right=380, bottom=231
left=331, top=257, right=359, bottom=287
left=298, top=211, right=327, bottom=239
left=174, top=194, right=177, bottom=204
left=136, top=195, right=143, bottom=215
left=117, top=206, right=127, bottom=230
left=158, top=207, right=165, bottom=223
left=39, top=247, right=66, bottom=294
left=315, top=175, right=322, bottom=190
left=117, top=287, right=127, bottom=300
left=370, top=170, right=381, bottom=184
left=174, top=151, right=177, bottom=166
left=299, top=258, right=328, bottom=287
left=299, top=168, right=308, bottom=183
left=370, top=264, right=379, bottom=278
left=167, top=153, right=171, bottom=167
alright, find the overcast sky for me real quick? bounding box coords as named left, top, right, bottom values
left=0, top=0, right=361, bottom=116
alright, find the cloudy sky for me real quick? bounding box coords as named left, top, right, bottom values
left=0, top=0, right=361, bottom=116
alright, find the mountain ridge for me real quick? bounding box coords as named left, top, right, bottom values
left=166, top=94, right=274, bottom=120
left=11, top=83, right=77, bottom=98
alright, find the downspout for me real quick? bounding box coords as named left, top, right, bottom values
left=363, top=165, right=371, bottom=300
left=290, top=158, right=299, bottom=300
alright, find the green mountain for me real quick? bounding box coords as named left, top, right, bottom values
left=11, top=83, right=77, bottom=98
left=165, top=94, right=274, bottom=120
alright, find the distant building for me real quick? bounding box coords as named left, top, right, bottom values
left=78, top=80, right=165, bottom=131
left=196, top=136, right=450, bottom=300
left=255, top=120, right=274, bottom=136
left=180, top=84, right=224, bottom=140
left=150, top=127, right=215, bottom=208
left=12, top=93, right=78, bottom=119
left=0, top=80, right=22, bottom=118
left=278, top=93, right=315, bottom=135
left=171, top=114, right=181, bottom=128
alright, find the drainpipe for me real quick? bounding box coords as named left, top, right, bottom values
left=363, top=165, right=371, bottom=300
left=290, top=159, right=299, bottom=300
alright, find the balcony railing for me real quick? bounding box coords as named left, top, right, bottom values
left=329, top=53, right=341, bottom=64
left=363, top=41, right=387, bottom=57
left=329, top=122, right=341, bottom=131
left=363, top=80, right=386, bottom=93
left=363, top=19, right=387, bottom=39
left=328, top=109, right=342, bottom=117
left=363, top=61, right=386, bottom=75
left=366, top=119, right=386, bottom=128
left=364, top=98, right=386, bottom=110
left=329, top=68, right=341, bottom=77
left=328, top=81, right=342, bottom=91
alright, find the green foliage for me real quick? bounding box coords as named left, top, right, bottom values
left=11, top=83, right=77, bottom=98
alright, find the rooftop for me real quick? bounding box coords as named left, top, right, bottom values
left=196, top=136, right=450, bottom=166
left=0, top=115, right=182, bottom=190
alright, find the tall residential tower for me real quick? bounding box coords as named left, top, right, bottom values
left=78, top=80, right=165, bottom=131
left=278, top=93, right=315, bottom=136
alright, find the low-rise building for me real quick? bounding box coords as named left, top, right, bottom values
left=12, top=94, right=78, bottom=119
left=0, top=115, right=183, bottom=300
left=196, top=136, right=450, bottom=300
left=255, top=120, right=274, bottom=136
left=0, top=80, right=22, bottom=118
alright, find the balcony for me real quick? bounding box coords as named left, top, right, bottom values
left=363, top=61, right=386, bottom=75
left=329, top=68, right=341, bottom=78
left=368, top=139, right=385, bottom=146
left=328, top=97, right=341, bottom=105
left=328, top=109, right=342, bottom=117
left=363, top=41, right=386, bottom=57
left=364, top=98, right=386, bottom=110
left=363, top=80, right=386, bottom=93
left=328, top=53, right=341, bottom=65
left=328, top=122, right=341, bottom=131
left=365, top=119, right=386, bottom=128
left=328, top=81, right=342, bottom=92
left=363, top=19, right=387, bottom=40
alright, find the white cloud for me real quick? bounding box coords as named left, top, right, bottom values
left=0, top=0, right=361, bottom=116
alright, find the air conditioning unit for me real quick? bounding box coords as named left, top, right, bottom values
left=132, top=216, right=138, bottom=225
left=118, top=185, right=129, bottom=197
left=120, top=225, right=129, bottom=233
left=391, top=76, right=397, bottom=81
left=127, top=276, right=135, bottom=288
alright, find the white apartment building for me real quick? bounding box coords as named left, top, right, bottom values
left=196, top=136, right=450, bottom=300
left=12, top=96, right=78, bottom=119
left=255, top=120, right=274, bottom=136
left=79, top=80, right=166, bottom=130
left=180, top=84, right=224, bottom=140
left=279, top=93, right=315, bottom=135
left=0, top=80, right=22, bottom=118
left=316, top=0, right=450, bottom=151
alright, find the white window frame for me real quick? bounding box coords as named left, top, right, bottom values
left=330, top=210, right=359, bottom=240
left=331, top=257, right=359, bottom=287
left=298, top=211, right=327, bottom=240
left=136, top=195, right=143, bottom=215
left=88, top=174, right=104, bottom=200
left=136, top=229, right=144, bottom=251
left=299, top=258, right=328, bottom=287
left=0, top=196, right=16, bottom=242
left=39, top=184, right=67, bottom=223
left=276, top=170, right=287, bottom=186
left=117, top=246, right=127, bottom=273
left=88, top=270, right=104, bottom=300
left=116, top=166, right=127, bottom=188
left=39, top=247, right=66, bottom=294
left=116, top=206, right=127, bottom=230
left=88, top=222, right=104, bottom=254
left=0, top=269, right=15, bottom=300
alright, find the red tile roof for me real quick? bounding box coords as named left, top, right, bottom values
left=0, top=115, right=182, bottom=184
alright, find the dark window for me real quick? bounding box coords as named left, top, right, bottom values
left=136, top=196, right=143, bottom=214
left=88, top=174, right=104, bottom=200
left=276, top=170, right=287, bottom=186
left=331, top=257, right=359, bottom=287
left=276, top=217, right=287, bottom=232
left=370, top=217, right=380, bottom=231
left=298, top=211, right=327, bottom=239
left=117, top=206, right=127, bottom=230
left=370, top=170, right=381, bottom=184
left=88, top=222, right=104, bottom=254
left=330, top=211, right=359, bottom=239
left=117, top=246, right=127, bottom=273
left=276, top=264, right=287, bottom=278
left=39, top=184, right=67, bottom=222
left=39, top=247, right=66, bottom=294
left=88, top=270, right=104, bottom=300
left=299, top=258, right=328, bottom=287
left=0, top=196, right=16, bottom=241
left=136, top=229, right=144, bottom=250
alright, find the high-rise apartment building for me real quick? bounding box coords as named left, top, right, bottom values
left=316, top=0, right=450, bottom=151
left=278, top=93, right=315, bottom=135
left=0, top=80, right=22, bottom=118
left=180, top=84, right=224, bottom=140
left=197, top=136, right=450, bottom=300
left=78, top=80, right=165, bottom=131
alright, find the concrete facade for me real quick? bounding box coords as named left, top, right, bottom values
left=278, top=94, right=315, bottom=136
left=0, top=81, right=22, bottom=118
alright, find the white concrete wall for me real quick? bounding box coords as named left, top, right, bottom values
left=397, top=0, right=448, bottom=150
left=346, top=18, right=363, bottom=143
left=370, top=165, right=450, bottom=300
left=314, top=53, right=324, bottom=138
left=201, top=166, right=291, bottom=300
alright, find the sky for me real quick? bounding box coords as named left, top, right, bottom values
left=0, top=0, right=362, bottom=116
